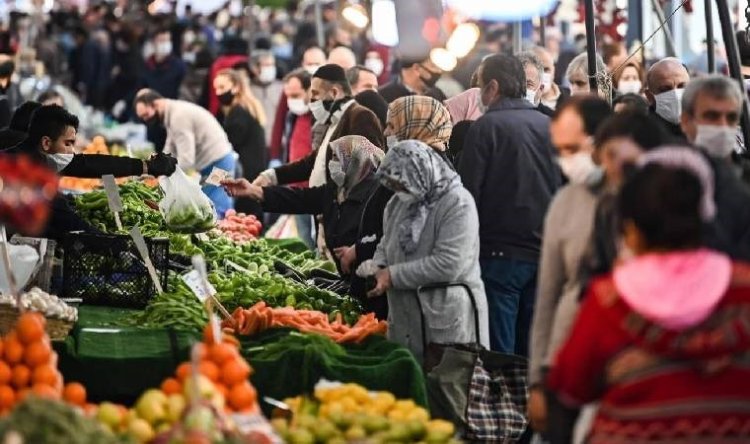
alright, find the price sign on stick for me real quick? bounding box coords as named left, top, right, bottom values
left=128, top=227, right=164, bottom=294
left=190, top=255, right=234, bottom=324
left=102, top=175, right=124, bottom=231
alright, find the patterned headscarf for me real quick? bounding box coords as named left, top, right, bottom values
left=376, top=140, right=461, bottom=254
left=385, top=96, right=453, bottom=152
left=329, top=135, right=385, bottom=201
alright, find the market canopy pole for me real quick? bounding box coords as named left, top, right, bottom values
left=715, top=0, right=750, bottom=155
left=539, top=16, right=546, bottom=47
left=705, top=0, right=715, bottom=73
left=650, top=0, right=677, bottom=57
left=583, top=0, right=598, bottom=92
left=314, top=0, right=325, bottom=49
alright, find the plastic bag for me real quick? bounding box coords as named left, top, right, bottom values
left=0, top=244, right=40, bottom=294
left=158, top=167, right=216, bottom=233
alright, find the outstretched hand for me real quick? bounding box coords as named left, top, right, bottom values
left=221, top=178, right=264, bottom=201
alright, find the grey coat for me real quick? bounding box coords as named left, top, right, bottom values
left=373, top=187, right=490, bottom=362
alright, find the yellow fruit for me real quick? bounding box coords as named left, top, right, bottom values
left=394, top=399, right=417, bottom=412
left=388, top=409, right=406, bottom=421
left=406, top=407, right=430, bottom=423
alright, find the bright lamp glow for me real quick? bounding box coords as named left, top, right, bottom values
left=372, top=0, right=399, bottom=46
left=430, top=48, right=458, bottom=72
left=342, top=3, right=369, bottom=29
left=444, top=0, right=557, bottom=21
left=446, top=23, right=480, bottom=58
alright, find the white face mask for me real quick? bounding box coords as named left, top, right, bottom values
left=525, top=89, right=538, bottom=105
left=654, top=88, right=684, bottom=125
left=309, top=100, right=329, bottom=122
left=694, top=124, right=737, bottom=158
left=258, top=65, right=277, bottom=84
left=328, top=159, right=345, bottom=186
left=476, top=88, right=488, bottom=114
left=45, top=153, right=74, bottom=172
left=304, top=64, right=321, bottom=75
left=617, top=80, right=642, bottom=95
left=396, top=191, right=419, bottom=204
left=386, top=135, right=399, bottom=149
left=558, top=152, right=596, bottom=184
left=542, top=72, right=553, bottom=90
left=364, top=58, right=384, bottom=76
left=287, top=98, right=309, bottom=116
left=155, top=41, right=172, bottom=58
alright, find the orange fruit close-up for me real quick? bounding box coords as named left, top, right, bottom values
left=199, top=361, right=220, bottom=383
left=0, top=362, right=11, bottom=385
left=220, top=359, right=250, bottom=387
left=63, top=382, right=87, bottom=406
left=31, top=383, right=59, bottom=400
left=24, top=341, right=51, bottom=368
left=161, top=378, right=182, bottom=396
left=3, top=337, right=24, bottom=365
left=208, top=343, right=237, bottom=365
left=0, top=385, right=14, bottom=409
left=16, top=313, right=45, bottom=345
left=11, top=365, right=30, bottom=389
left=175, top=362, right=192, bottom=383
left=228, top=381, right=257, bottom=411
left=31, top=365, right=58, bottom=387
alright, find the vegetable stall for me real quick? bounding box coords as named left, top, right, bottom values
left=0, top=158, right=450, bottom=444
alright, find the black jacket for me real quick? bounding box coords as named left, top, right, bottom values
left=648, top=108, right=687, bottom=143
left=458, top=98, right=562, bottom=261
left=221, top=106, right=266, bottom=218
left=261, top=176, right=380, bottom=274
left=378, top=78, right=446, bottom=104
left=706, top=155, right=750, bottom=261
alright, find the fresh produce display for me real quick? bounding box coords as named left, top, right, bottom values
left=74, top=180, right=165, bottom=235
left=159, top=168, right=217, bottom=234
left=0, top=397, right=125, bottom=444
left=0, top=288, right=78, bottom=322
left=0, top=154, right=59, bottom=236
left=214, top=210, right=262, bottom=244
left=225, top=302, right=386, bottom=343
left=0, top=312, right=89, bottom=413
left=128, top=266, right=361, bottom=332
left=272, top=383, right=458, bottom=444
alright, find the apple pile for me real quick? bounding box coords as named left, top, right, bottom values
left=214, top=210, right=262, bottom=244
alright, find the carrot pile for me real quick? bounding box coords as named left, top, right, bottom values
left=223, top=302, right=388, bottom=343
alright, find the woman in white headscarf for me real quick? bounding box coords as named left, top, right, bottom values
left=363, top=140, right=490, bottom=361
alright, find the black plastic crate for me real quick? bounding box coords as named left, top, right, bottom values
left=62, top=232, right=169, bottom=309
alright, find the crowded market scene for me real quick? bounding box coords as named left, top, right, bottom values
left=1, top=0, right=750, bottom=442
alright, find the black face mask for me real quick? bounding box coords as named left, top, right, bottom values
left=143, top=114, right=162, bottom=127
left=218, top=91, right=235, bottom=106
left=0, top=61, right=14, bottom=79
left=420, top=67, right=441, bottom=88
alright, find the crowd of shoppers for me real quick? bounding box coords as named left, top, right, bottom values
left=3, top=3, right=750, bottom=442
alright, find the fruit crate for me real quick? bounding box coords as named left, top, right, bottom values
left=62, top=232, right=169, bottom=309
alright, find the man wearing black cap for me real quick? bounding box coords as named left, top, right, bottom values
left=253, top=63, right=384, bottom=188
left=378, top=57, right=445, bottom=104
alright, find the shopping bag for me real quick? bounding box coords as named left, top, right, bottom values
left=158, top=167, right=216, bottom=233
left=415, top=283, right=529, bottom=442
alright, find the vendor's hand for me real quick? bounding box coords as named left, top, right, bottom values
left=367, top=268, right=391, bottom=298
left=221, top=178, right=264, bottom=201
left=146, top=153, right=177, bottom=176
left=252, top=174, right=271, bottom=187
left=527, top=387, right=548, bottom=433
left=334, top=245, right=356, bottom=274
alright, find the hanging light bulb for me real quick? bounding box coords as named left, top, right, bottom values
left=446, top=23, right=480, bottom=58
left=430, top=48, right=458, bottom=72
left=372, top=0, right=399, bottom=46
left=342, top=3, right=369, bottom=29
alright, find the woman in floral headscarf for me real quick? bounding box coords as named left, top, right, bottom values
left=222, top=135, right=385, bottom=276
left=361, top=140, right=490, bottom=361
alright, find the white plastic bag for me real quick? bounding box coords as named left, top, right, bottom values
left=0, top=245, right=39, bottom=294
left=158, top=167, right=217, bottom=233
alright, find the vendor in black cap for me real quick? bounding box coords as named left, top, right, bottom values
left=253, top=63, right=385, bottom=188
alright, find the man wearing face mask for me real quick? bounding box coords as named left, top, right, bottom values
left=253, top=64, right=384, bottom=188
left=249, top=51, right=283, bottom=147
left=645, top=57, right=690, bottom=142
left=378, top=57, right=445, bottom=104
left=531, top=46, right=569, bottom=111
left=458, top=54, right=562, bottom=356
left=0, top=52, right=21, bottom=128
left=680, top=74, right=750, bottom=261
left=517, top=51, right=555, bottom=117
left=143, top=29, right=186, bottom=101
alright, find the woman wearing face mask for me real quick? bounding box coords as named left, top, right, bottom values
left=612, top=62, right=644, bottom=97
left=221, top=135, right=385, bottom=280
left=547, top=147, right=750, bottom=444
left=361, top=140, right=490, bottom=362
left=214, top=69, right=267, bottom=219
left=565, top=53, right=606, bottom=97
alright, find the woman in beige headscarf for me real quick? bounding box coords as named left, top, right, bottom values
left=384, top=96, right=453, bottom=154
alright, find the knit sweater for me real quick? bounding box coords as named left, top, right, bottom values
left=163, top=99, right=233, bottom=172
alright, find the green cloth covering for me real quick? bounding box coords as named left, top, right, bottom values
left=241, top=329, right=428, bottom=416
left=55, top=307, right=428, bottom=410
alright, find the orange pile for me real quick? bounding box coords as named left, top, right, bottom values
left=160, top=325, right=258, bottom=413
left=0, top=312, right=87, bottom=413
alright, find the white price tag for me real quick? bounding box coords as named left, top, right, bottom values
left=102, top=175, right=124, bottom=230
left=129, top=227, right=163, bottom=294
left=182, top=270, right=216, bottom=303
left=204, top=167, right=232, bottom=186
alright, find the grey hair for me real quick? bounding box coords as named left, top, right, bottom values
left=682, top=74, right=744, bottom=116
left=565, top=52, right=605, bottom=82
left=516, top=51, right=543, bottom=85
